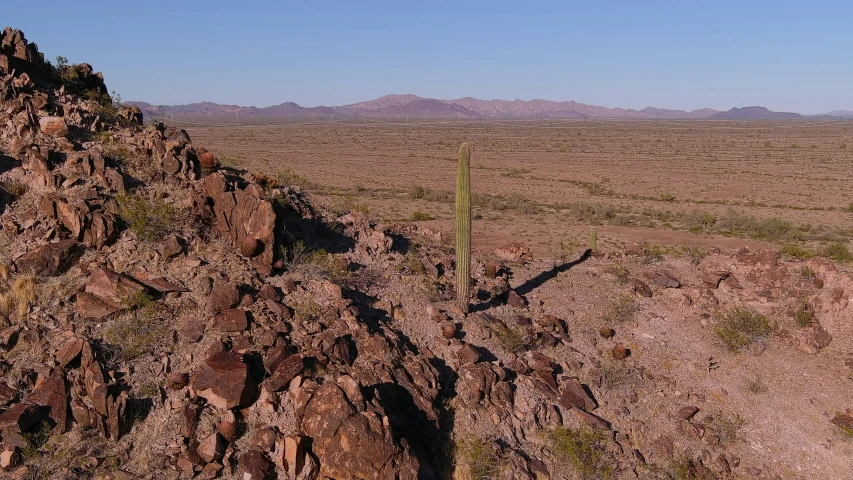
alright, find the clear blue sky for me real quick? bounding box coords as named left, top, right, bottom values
left=8, top=1, right=851, bottom=113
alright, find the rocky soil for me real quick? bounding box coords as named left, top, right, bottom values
left=0, top=27, right=851, bottom=480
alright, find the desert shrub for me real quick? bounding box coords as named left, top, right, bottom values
left=847, top=201, right=853, bottom=212
left=685, top=210, right=716, bottom=233
left=823, top=242, right=853, bottom=263
left=0, top=181, right=28, bottom=197
left=710, top=414, right=744, bottom=444
left=718, top=210, right=802, bottom=242
left=745, top=374, right=768, bottom=394
left=293, top=300, right=321, bottom=322
left=832, top=413, right=853, bottom=439
left=219, top=155, right=241, bottom=168
left=714, top=306, right=773, bottom=351
left=681, top=245, right=705, bottom=265
left=780, top=244, right=812, bottom=259
left=794, top=301, right=815, bottom=327
left=660, top=193, right=676, bottom=202
left=604, top=263, right=631, bottom=284
left=563, top=202, right=616, bottom=224
left=492, top=323, right=531, bottom=354
left=549, top=427, right=612, bottom=480
left=603, top=295, right=637, bottom=323
left=276, top=168, right=316, bottom=190
left=328, top=194, right=370, bottom=215
left=456, top=437, right=500, bottom=480
left=797, top=266, right=816, bottom=279
left=116, top=193, right=181, bottom=241
left=280, top=240, right=331, bottom=276
left=478, top=193, right=539, bottom=214
left=12, top=274, right=36, bottom=317
left=103, top=292, right=168, bottom=361
left=411, top=210, right=433, bottom=221
left=640, top=243, right=666, bottom=264
left=408, top=185, right=426, bottom=199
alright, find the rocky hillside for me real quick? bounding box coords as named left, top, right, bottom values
left=1, top=26, right=852, bottom=480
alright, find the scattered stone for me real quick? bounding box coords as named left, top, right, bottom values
left=677, top=406, right=699, bottom=420
left=197, top=433, right=225, bottom=463
left=632, top=279, right=653, bottom=297
left=210, top=308, right=249, bottom=332
left=457, top=344, right=481, bottom=364
left=14, top=240, right=83, bottom=276
left=265, top=354, right=304, bottom=392
left=507, top=290, right=528, bottom=308
left=207, top=280, right=240, bottom=313
left=191, top=351, right=256, bottom=409
left=560, top=381, right=596, bottom=411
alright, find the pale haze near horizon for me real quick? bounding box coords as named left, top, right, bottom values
left=7, top=0, right=852, bottom=114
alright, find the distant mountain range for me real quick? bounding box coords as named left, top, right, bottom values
left=126, top=95, right=850, bottom=120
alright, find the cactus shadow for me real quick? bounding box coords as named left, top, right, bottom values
left=514, top=249, right=591, bottom=296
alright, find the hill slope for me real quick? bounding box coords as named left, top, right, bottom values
left=710, top=106, right=803, bottom=120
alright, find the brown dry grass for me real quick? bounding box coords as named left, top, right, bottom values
left=180, top=119, right=853, bottom=257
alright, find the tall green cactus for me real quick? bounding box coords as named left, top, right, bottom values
left=456, top=143, right=472, bottom=312
left=589, top=227, right=597, bottom=251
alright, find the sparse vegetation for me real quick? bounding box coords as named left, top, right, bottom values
left=780, top=244, right=813, bottom=259
left=103, top=292, right=169, bottom=361
left=605, top=263, right=631, bottom=283
left=746, top=374, right=768, bottom=394
left=492, top=322, right=531, bottom=354
left=823, top=242, right=853, bottom=263
left=456, top=437, right=500, bottom=480
left=603, top=295, right=637, bottom=323
left=411, top=210, right=433, bottom=221
left=681, top=245, right=705, bottom=265
left=549, top=426, right=613, bottom=479
left=116, top=192, right=182, bottom=241
left=714, top=306, right=774, bottom=351
left=794, top=301, right=815, bottom=327
left=0, top=180, right=28, bottom=197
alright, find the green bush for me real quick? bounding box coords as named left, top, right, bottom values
left=549, top=427, right=612, bottom=479
left=103, top=292, right=168, bottom=360
left=715, top=306, right=773, bottom=351
left=492, top=323, right=531, bottom=354
left=456, top=437, right=500, bottom=480
left=794, top=301, right=815, bottom=327
left=780, top=244, right=813, bottom=259
left=603, top=295, right=637, bottom=323
left=411, top=210, right=433, bottom=221
left=823, top=243, right=853, bottom=263
left=116, top=193, right=180, bottom=241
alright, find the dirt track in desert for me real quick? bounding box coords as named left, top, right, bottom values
left=182, top=119, right=853, bottom=258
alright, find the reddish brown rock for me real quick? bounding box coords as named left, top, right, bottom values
left=192, top=351, right=257, bottom=409
left=207, top=280, right=240, bottom=313
left=57, top=337, right=85, bottom=366
left=457, top=344, right=481, bottom=364
left=632, top=279, right=653, bottom=297
left=84, top=268, right=148, bottom=309
left=28, top=369, right=68, bottom=432
left=0, top=402, right=41, bottom=432
left=14, top=240, right=82, bottom=276
left=210, top=308, right=249, bottom=332
left=265, top=354, right=304, bottom=392
left=38, top=116, right=69, bottom=137
left=197, top=433, right=225, bottom=463
left=200, top=173, right=277, bottom=265
left=570, top=407, right=612, bottom=430
left=238, top=450, right=271, bottom=480
left=677, top=406, right=699, bottom=420
left=560, top=381, right=596, bottom=411
left=507, top=290, right=528, bottom=308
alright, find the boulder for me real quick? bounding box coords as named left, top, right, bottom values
left=266, top=354, right=304, bottom=392
left=13, top=239, right=82, bottom=276
left=28, top=369, right=68, bottom=432
left=200, top=173, right=277, bottom=265
left=207, top=280, right=240, bottom=313
left=191, top=351, right=256, bottom=409
left=210, top=308, right=248, bottom=332
left=38, top=117, right=69, bottom=137
left=84, top=268, right=148, bottom=308
left=559, top=381, right=596, bottom=411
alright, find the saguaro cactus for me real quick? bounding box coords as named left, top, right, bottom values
left=456, top=143, right=472, bottom=312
